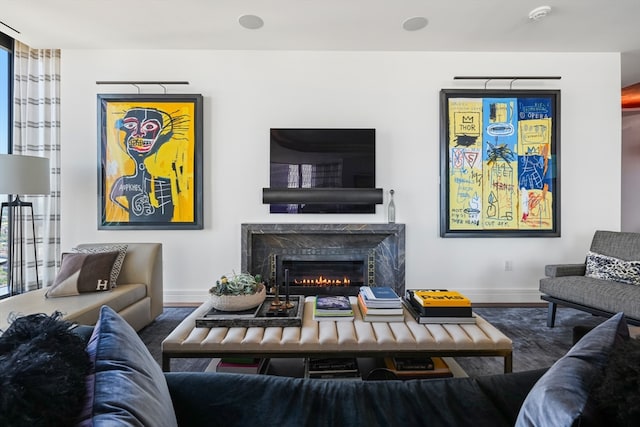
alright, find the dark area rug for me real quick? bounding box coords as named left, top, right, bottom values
left=138, top=306, right=212, bottom=372
left=138, top=305, right=606, bottom=377
left=456, top=306, right=604, bottom=376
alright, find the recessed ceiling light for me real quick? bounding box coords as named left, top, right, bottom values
left=528, top=6, right=552, bottom=21
left=402, top=16, right=428, bottom=32
left=238, top=14, right=264, bottom=30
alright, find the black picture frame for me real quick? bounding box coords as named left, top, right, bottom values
left=440, top=89, right=560, bottom=237
left=97, top=93, right=203, bottom=230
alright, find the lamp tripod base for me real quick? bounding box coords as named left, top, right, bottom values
left=1, top=196, right=41, bottom=295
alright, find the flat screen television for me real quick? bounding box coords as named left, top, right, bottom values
left=269, top=128, right=376, bottom=213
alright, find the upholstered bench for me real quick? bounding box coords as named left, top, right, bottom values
left=162, top=296, right=513, bottom=373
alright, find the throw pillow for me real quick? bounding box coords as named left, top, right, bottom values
left=79, top=305, right=178, bottom=427
left=0, top=312, right=91, bottom=427
left=515, top=312, right=629, bottom=427
left=73, top=244, right=128, bottom=288
left=45, top=251, right=119, bottom=298
left=585, top=250, right=640, bottom=285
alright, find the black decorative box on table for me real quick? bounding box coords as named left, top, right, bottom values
left=195, top=295, right=304, bottom=328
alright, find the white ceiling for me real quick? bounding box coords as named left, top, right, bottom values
left=2, top=0, right=640, bottom=87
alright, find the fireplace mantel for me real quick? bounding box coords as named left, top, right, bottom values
left=241, top=223, right=405, bottom=296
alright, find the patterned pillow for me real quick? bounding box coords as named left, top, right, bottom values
left=585, top=251, right=640, bottom=285
left=73, top=244, right=128, bottom=288
left=45, top=252, right=119, bottom=298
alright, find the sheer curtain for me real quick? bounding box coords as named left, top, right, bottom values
left=12, top=41, right=60, bottom=291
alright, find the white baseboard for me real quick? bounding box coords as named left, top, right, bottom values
left=164, top=289, right=209, bottom=305
left=164, top=288, right=545, bottom=306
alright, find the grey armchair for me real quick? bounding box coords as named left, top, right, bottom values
left=539, top=230, right=640, bottom=326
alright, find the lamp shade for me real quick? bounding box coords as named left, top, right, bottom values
left=0, top=154, right=50, bottom=195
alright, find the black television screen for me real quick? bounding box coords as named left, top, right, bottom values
left=269, top=128, right=376, bottom=213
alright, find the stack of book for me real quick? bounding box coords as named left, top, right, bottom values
left=404, top=289, right=476, bottom=324
left=215, top=357, right=267, bottom=374
left=313, top=295, right=354, bottom=321
left=384, top=356, right=453, bottom=379
left=306, top=357, right=360, bottom=379
left=357, top=286, right=404, bottom=322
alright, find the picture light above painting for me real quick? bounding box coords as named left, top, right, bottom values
left=440, top=89, right=560, bottom=237
left=264, top=128, right=383, bottom=214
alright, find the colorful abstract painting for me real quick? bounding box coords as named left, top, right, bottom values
left=98, top=94, right=203, bottom=229
left=440, top=90, right=559, bottom=237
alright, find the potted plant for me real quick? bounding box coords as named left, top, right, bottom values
left=208, top=272, right=266, bottom=311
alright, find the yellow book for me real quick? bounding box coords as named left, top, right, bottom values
left=383, top=357, right=453, bottom=379
left=412, top=289, right=471, bottom=307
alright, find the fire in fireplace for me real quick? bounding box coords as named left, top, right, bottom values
left=271, top=254, right=374, bottom=296
left=294, top=276, right=351, bottom=286
left=282, top=260, right=364, bottom=287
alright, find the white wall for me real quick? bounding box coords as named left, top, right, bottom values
left=622, top=110, right=640, bottom=232
left=60, top=50, right=621, bottom=303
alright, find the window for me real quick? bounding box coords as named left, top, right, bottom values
left=0, top=32, right=13, bottom=297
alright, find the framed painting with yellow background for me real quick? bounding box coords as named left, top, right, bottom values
left=98, top=94, right=203, bottom=229
left=440, top=89, right=560, bottom=237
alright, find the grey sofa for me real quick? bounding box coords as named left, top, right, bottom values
left=0, top=242, right=163, bottom=332
left=540, top=230, right=640, bottom=326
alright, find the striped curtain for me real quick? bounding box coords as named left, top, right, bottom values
left=12, top=41, right=61, bottom=291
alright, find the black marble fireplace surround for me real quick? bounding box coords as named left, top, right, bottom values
left=241, top=223, right=405, bottom=297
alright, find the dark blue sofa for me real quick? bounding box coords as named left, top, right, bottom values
left=74, top=306, right=631, bottom=427
left=5, top=305, right=626, bottom=427
left=165, top=368, right=544, bottom=427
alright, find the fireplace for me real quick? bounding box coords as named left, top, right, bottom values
left=272, top=251, right=374, bottom=296
left=241, top=224, right=405, bottom=297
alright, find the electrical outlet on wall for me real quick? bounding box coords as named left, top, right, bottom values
left=505, top=260, right=513, bottom=271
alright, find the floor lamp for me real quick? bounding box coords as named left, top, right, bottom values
left=0, top=154, right=50, bottom=295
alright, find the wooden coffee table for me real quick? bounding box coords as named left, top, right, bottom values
left=161, top=297, right=513, bottom=373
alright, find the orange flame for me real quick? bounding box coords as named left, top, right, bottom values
left=293, top=276, right=351, bottom=287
